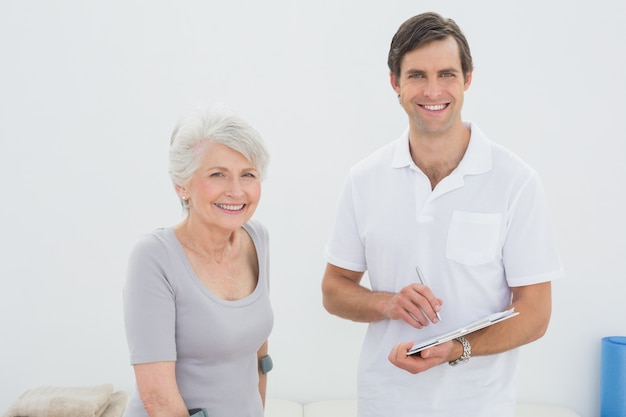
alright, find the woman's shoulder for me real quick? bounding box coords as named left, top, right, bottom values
left=243, top=219, right=269, bottom=245
left=129, top=227, right=177, bottom=259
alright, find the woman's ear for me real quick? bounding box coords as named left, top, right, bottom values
left=175, top=184, right=187, bottom=200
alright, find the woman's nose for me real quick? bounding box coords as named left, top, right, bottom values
left=226, top=178, right=244, bottom=197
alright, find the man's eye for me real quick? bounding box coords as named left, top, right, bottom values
left=408, top=74, right=423, bottom=79
left=441, top=72, right=454, bottom=78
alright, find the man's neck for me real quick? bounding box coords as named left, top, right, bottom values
left=408, top=123, right=471, bottom=189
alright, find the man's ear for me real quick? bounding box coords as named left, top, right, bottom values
left=464, top=71, right=473, bottom=91
left=390, top=72, right=401, bottom=95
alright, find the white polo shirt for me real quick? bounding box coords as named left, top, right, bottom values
left=325, top=122, right=564, bottom=417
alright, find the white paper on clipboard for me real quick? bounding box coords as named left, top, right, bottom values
left=406, top=308, right=519, bottom=356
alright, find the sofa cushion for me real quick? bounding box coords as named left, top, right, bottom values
left=303, top=400, right=357, bottom=417
left=264, top=399, right=581, bottom=417
left=264, top=399, right=303, bottom=417
left=515, top=402, right=581, bottom=417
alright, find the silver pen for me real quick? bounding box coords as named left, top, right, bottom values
left=415, top=265, right=442, bottom=321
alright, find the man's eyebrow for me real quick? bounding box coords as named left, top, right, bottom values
left=404, top=69, right=425, bottom=75
left=404, top=67, right=461, bottom=75
left=438, top=67, right=461, bottom=74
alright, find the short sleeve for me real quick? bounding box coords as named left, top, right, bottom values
left=324, top=173, right=367, bottom=272
left=503, top=174, right=564, bottom=286
left=123, top=233, right=178, bottom=364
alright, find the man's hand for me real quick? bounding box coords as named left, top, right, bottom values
left=388, top=282, right=553, bottom=374
left=388, top=340, right=458, bottom=374
left=322, top=264, right=443, bottom=326
left=381, top=283, right=443, bottom=329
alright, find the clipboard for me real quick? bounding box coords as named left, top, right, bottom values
left=406, top=308, right=519, bottom=356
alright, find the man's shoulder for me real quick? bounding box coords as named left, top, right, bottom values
left=490, top=140, right=537, bottom=178
left=349, top=135, right=404, bottom=177
left=469, top=122, right=537, bottom=177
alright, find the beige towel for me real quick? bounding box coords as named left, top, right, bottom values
left=2, top=384, right=120, bottom=417
left=101, top=391, right=128, bottom=417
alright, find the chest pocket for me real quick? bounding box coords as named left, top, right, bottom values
left=446, top=211, right=502, bottom=266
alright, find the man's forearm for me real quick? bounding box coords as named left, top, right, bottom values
left=460, top=282, right=552, bottom=358
left=321, top=264, right=392, bottom=323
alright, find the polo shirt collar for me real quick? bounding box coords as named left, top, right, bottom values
left=390, top=128, right=414, bottom=169
left=390, top=121, right=492, bottom=177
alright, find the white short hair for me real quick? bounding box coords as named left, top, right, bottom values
left=168, top=105, right=269, bottom=212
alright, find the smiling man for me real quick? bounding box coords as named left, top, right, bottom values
left=321, top=12, right=563, bottom=417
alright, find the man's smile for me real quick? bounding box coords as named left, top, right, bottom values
left=421, top=104, right=448, bottom=111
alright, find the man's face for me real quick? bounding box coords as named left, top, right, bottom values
left=391, top=36, right=472, bottom=137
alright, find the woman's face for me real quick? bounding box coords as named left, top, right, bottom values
left=181, top=142, right=261, bottom=232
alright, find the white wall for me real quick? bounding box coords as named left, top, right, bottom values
left=1, top=1, right=625, bottom=416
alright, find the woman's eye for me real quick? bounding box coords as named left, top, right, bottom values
left=210, top=172, right=224, bottom=177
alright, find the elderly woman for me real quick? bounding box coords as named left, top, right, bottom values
left=123, top=105, right=273, bottom=417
